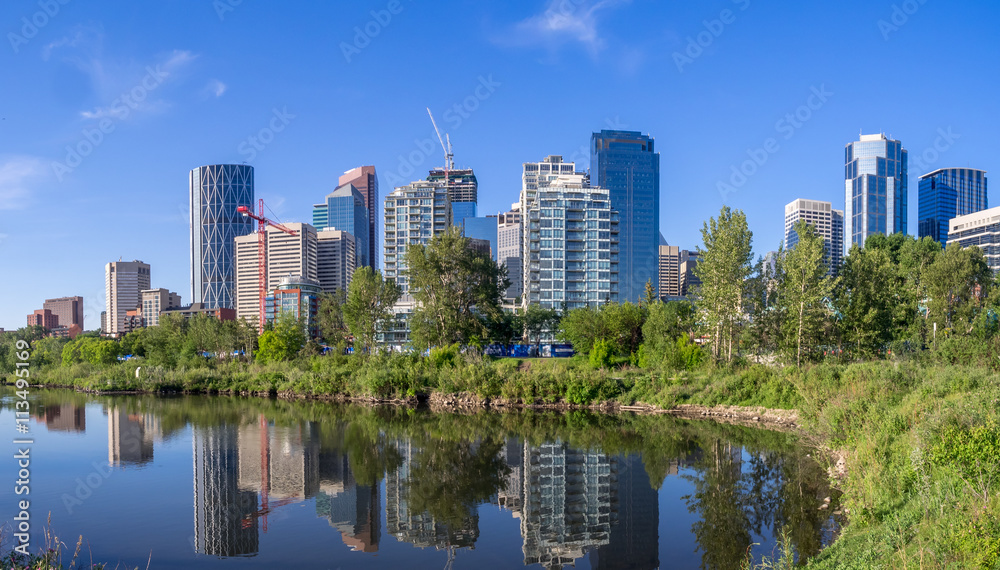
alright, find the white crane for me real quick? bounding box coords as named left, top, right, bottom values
left=426, top=107, right=453, bottom=188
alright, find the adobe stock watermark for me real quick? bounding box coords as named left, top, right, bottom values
left=51, top=65, right=169, bottom=181
left=61, top=461, right=113, bottom=514
left=213, top=0, right=242, bottom=21
left=908, top=127, right=959, bottom=174
left=717, top=84, right=833, bottom=201
left=8, top=0, right=72, bottom=54
left=878, top=0, right=928, bottom=40
left=673, top=0, right=750, bottom=73
left=383, top=74, right=500, bottom=188
left=237, top=107, right=296, bottom=162
left=341, top=0, right=405, bottom=63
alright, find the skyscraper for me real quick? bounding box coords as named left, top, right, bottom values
left=844, top=133, right=907, bottom=252
left=312, top=184, right=371, bottom=268
left=105, top=259, right=150, bottom=336
left=383, top=181, right=451, bottom=293
left=498, top=204, right=523, bottom=302
left=784, top=198, right=844, bottom=276
left=918, top=168, right=988, bottom=247
left=234, top=222, right=318, bottom=326
left=190, top=164, right=255, bottom=309
left=428, top=167, right=477, bottom=223
left=591, top=130, right=660, bottom=303
left=141, top=288, right=182, bottom=327
left=658, top=245, right=681, bottom=298
left=338, top=166, right=379, bottom=270
left=317, top=229, right=356, bottom=294
left=42, top=296, right=84, bottom=329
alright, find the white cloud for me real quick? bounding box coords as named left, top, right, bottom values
left=501, top=0, right=629, bottom=57
left=0, top=156, right=46, bottom=210
left=77, top=50, right=197, bottom=122
left=205, top=79, right=227, bottom=98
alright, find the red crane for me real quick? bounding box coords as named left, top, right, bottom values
left=238, top=200, right=297, bottom=332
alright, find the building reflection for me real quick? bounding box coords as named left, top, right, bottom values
left=107, top=407, right=158, bottom=465
left=315, top=451, right=381, bottom=553
left=589, top=454, right=660, bottom=570
left=385, top=439, right=479, bottom=551
left=193, top=424, right=259, bottom=557
left=39, top=403, right=86, bottom=432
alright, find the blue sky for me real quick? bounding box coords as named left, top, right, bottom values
left=1, top=0, right=997, bottom=330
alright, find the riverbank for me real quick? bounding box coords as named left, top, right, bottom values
left=12, top=354, right=1000, bottom=568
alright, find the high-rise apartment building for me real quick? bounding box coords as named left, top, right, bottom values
left=428, top=167, right=477, bottom=223
left=339, top=166, right=379, bottom=270
left=498, top=204, right=523, bottom=302
left=383, top=181, right=451, bottom=293
left=844, top=133, right=907, bottom=252
left=105, top=260, right=151, bottom=336
left=591, top=130, right=660, bottom=303
left=948, top=206, right=1000, bottom=275
left=234, top=223, right=318, bottom=326
left=658, top=245, right=681, bottom=298
left=919, top=168, right=988, bottom=247
left=43, top=296, right=83, bottom=329
left=141, top=289, right=182, bottom=327
left=312, top=183, right=371, bottom=268
left=522, top=173, right=619, bottom=310
left=317, top=229, right=356, bottom=294
left=190, top=164, right=255, bottom=309
left=784, top=198, right=845, bottom=276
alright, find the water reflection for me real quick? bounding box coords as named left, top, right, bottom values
left=8, top=391, right=842, bottom=569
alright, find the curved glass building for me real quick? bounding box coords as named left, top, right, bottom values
left=844, top=134, right=907, bottom=252
left=190, top=164, right=255, bottom=310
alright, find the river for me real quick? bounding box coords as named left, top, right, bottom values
left=1, top=389, right=841, bottom=569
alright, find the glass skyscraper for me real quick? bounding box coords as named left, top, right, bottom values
left=591, top=130, right=660, bottom=303
left=313, top=183, right=371, bottom=268
left=189, top=164, right=254, bottom=310
left=918, top=168, right=988, bottom=247
left=844, top=134, right=907, bottom=252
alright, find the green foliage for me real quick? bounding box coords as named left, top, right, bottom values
left=589, top=339, right=614, bottom=369
left=343, top=266, right=401, bottom=354
left=779, top=219, right=836, bottom=366
left=924, top=242, right=993, bottom=334
left=317, top=289, right=349, bottom=348
left=405, top=226, right=506, bottom=350
left=522, top=304, right=560, bottom=349
left=254, top=312, right=306, bottom=363
left=428, top=343, right=461, bottom=369
left=929, top=420, right=1000, bottom=484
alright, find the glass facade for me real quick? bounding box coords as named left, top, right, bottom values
left=383, top=181, right=452, bottom=293
left=319, top=184, right=371, bottom=269
left=948, top=206, right=1000, bottom=275
left=189, top=164, right=255, bottom=310
left=264, top=275, right=322, bottom=339
left=844, top=134, right=907, bottom=252
left=918, top=168, right=988, bottom=247
left=461, top=216, right=498, bottom=261
left=591, top=131, right=660, bottom=303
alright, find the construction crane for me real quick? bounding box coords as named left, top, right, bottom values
left=427, top=107, right=453, bottom=190
left=237, top=200, right=297, bottom=333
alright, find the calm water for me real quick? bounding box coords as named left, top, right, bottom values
left=1, top=389, right=841, bottom=569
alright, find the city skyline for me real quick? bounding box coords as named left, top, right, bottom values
left=2, top=2, right=999, bottom=329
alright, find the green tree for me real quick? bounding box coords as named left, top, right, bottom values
left=694, top=206, right=754, bottom=362
left=834, top=244, right=897, bottom=357
left=779, top=220, right=835, bottom=366
left=603, top=302, right=645, bottom=356
left=343, top=266, right=401, bottom=354
left=317, top=289, right=349, bottom=349
left=405, top=227, right=507, bottom=349
left=742, top=252, right=783, bottom=363
left=924, top=243, right=993, bottom=334
left=255, top=312, right=306, bottom=363
left=643, top=300, right=697, bottom=347
left=523, top=304, right=561, bottom=352
left=642, top=278, right=657, bottom=306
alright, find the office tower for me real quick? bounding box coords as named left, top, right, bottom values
left=189, top=164, right=255, bottom=309
left=658, top=245, right=681, bottom=298
left=27, top=309, right=59, bottom=329
left=193, top=425, right=260, bottom=557
left=105, top=259, right=151, bottom=336
left=141, top=289, right=182, bottom=327
left=948, top=206, right=1000, bottom=274
left=234, top=222, right=318, bottom=326
left=317, top=229, right=356, bottom=294
left=312, top=183, right=371, bottom=268
left=591, top=130, right=660, bottom=303
left=498, top=204, right=523, bottom=302
left=521, top=442, right=616, bottom=567
left=383, top=181, right=452, bottom=293
left=100, top=311, right=106, bottom=334
left=522, top=172, right=619, bottom=310
left=844, top=133, right=907, bottom=252
left=265, top=275, right=322, bottom=338
left=339, top=166, right=379, bottom=270
left=680, top=250, right=701, bottom=296
left=919, top=168, right=988, bottom=247
left=108, top=407, right=156, bottom=464
left=589, top=454, right=659, bottom=570
left=461, top=216, right=498, bottom=260
left=784, top=198, right=845, bottom=276
left=43, top=296, right=83, bottom=329
left=428, top=167, right=478, bottom=223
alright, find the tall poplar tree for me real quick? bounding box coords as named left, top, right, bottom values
left=779, top=220, right=835, bottom=366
